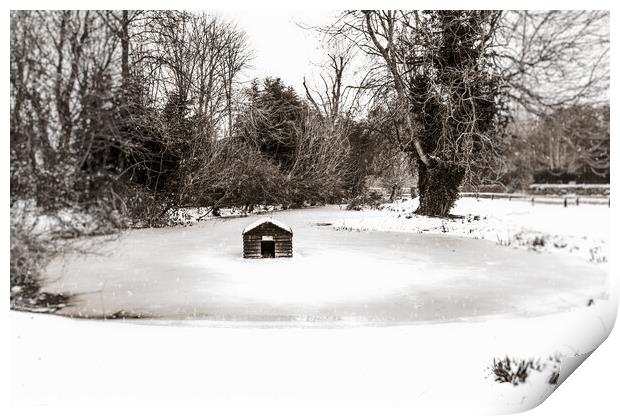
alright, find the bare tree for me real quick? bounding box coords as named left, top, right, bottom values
left=321, top=10, right=608, bottom=216
left=322, top=11, right=505, bottom=216
left=11, top=10, right=253, bottom=222
left=303, top=46, right=354, bottom=123
left=10, top=11, right=122, bottom=206
left=109, top=11, right=253, bottom=220
left=497, top=10, right=609, bottom=115
left=10, top=10, right=126, bottom=310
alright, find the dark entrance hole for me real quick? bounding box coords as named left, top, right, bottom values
left=261, top=240, right=275, bottom=258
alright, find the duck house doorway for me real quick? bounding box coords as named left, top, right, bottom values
left=261, top=240, right=275, bottom=258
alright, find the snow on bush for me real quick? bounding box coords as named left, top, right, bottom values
left=489, top=355, right=562, bottom=386
left=346, top=190, right=384, bottom=211
left=10, top=203, right=72, bottom=312
left=166, top=204, right=282, bottom=227
left=11, top=199, right=120, bottom=238
left=490, top=356, right=544, bottom=385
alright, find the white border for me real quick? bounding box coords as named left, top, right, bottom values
left=3, top=1, right=618, bottom=415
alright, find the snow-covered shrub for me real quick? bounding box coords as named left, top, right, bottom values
left=589, top=246, right=607, bottom=263
left=489, top=355, right=565, bottom=386
left=346, top=190, right=384, bottom=211
left=10, top=216, right=69, bottom=313
left=490, top=356, right=544, bottom=385
left=11, top=222, right=48, bottom=292
left=167, top=207, right=216, bottom=227
left=496, top=231, right=550, bottom=252
left=547, top=354, right=563, bottom=385
left=496, top=231, right=513, bottom=247
left=166, top=205, right=280, bottom=227
left=531, top=235, right=546, bottom=248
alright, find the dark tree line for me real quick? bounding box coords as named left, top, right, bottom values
left=10, top=9, right=610, bottom=223
left=502, top=105, right=610, bottom=188
left=10, top=11, right=254, bottom=222
left=10, top=11, right=355, bottom=230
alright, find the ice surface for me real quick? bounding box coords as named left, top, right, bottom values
left=42, top=201, right=608, bottom=322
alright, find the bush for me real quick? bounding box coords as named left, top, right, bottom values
left=10, top=223, right=49, bottom=291
left=490, top=356, right=544, bottom=385
left=346, top=190, right=384, bottom=211
left=589, top=246, right=607, bottom=263
left=10, top=218, right=70, bottom=312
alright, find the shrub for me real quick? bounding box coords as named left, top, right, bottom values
left=589, top=246, right=607, bottom=263
left=10, top=218, right=70, bottom=312
left=490, top=356, right=543, bottom=385
left=489, top=355, right=566, bottom=386
left=547, top=354, right=562, bottom=385
left=346, top=190, right=384, bottom=211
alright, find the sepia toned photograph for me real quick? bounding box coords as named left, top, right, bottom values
left=8, top=5, right=613, bottom=413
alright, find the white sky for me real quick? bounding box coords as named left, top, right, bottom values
left=220, top=9, right=609, bottom=108
left=220, top=10, right=339, bottom=94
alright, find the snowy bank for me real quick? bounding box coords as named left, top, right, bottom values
left=333, top=197, right=609, bottom=263
left=10, top=299, right=616, bottom=411
left=166, top=204, right=282, bottom=226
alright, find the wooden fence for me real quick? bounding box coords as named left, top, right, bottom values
left=368, top=187, right=610, bottom=207
left=460, top=192, right=610, bottom=207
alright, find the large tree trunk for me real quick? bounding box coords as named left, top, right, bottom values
left=415, top=159, right=464, bottom=217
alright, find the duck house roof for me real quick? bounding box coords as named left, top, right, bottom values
left=242, top=217, right=293, bottom=235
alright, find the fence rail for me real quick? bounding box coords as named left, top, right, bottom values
left=367, top=187, right=610, bottom=207
left=529, top=183, right=610, bottom=190
left=460, top=192, right=610, bottom=207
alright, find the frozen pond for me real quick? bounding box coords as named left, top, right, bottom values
left=43, top=205, right=608, bottom=323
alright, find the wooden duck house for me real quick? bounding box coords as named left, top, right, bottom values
left=242, top=217, right=293, bottom=258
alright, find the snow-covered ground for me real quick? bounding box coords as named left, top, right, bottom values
left=11, top=198, right=614, bottom=410
left=10, top=300, right=616, bottom=411
left=335, top=197, right=609, bottom=263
